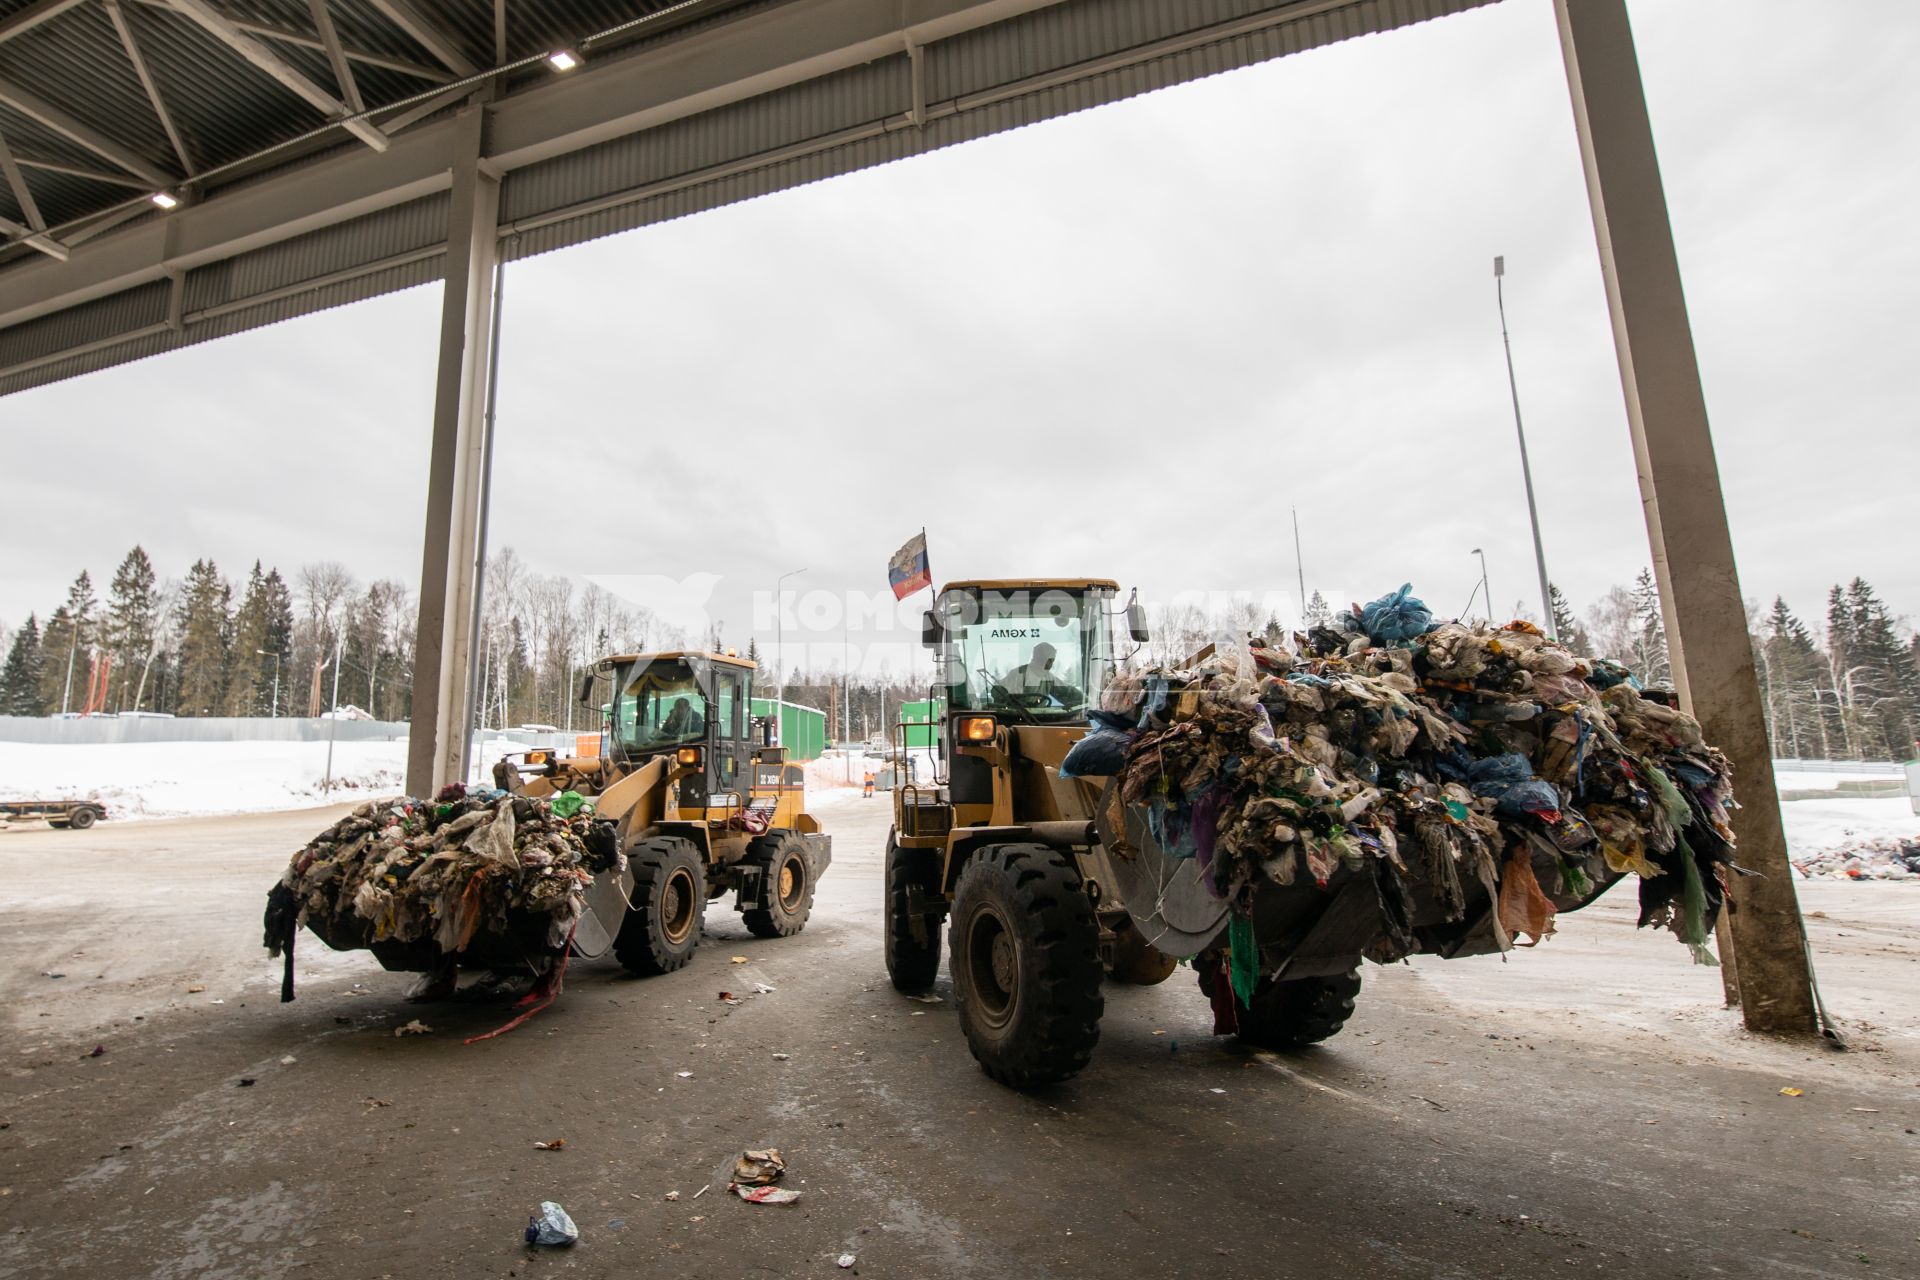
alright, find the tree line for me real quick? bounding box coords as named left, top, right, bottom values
left=4, top=552, right=1916, bottom=760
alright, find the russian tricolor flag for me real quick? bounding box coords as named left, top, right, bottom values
left=888, top=530, right=932, bottom=600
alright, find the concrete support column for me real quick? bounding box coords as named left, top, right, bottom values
left=406, top=104, right=500, bottom=798
left=1555, top=0, right=1815, bottom=1033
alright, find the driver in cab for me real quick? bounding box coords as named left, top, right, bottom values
left=998, top=641, right=1073, bottom=703
left=660, top=697, right=705, bottom=739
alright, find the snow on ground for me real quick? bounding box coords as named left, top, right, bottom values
left=0, top=737, right=521, bottom=821
left=1779, top=794, right=1920, bottom=875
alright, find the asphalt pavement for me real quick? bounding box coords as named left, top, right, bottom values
left=1, top=795, right=1916, bottom=1279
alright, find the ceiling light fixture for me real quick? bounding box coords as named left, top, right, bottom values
left=547, top=48, right=580, bottom=71
left=150, top=191, right=180, bottom=210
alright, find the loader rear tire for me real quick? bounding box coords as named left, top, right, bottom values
left=1200, top=966, right=1361, bottom=1049
left=614, top=837, right=706, bottom=976
left=949, top=843, right=1103, bottom=1088
left=742, top=832, right=813, bottom=938
left=885, top=836, right=942, bottom=993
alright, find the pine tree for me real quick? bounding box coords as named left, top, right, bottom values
left=174, top=559, right=232, bottom=717
left=260, top=568, right=295, bottom=716
left=1760, top=598, right=1830, bottom=760
left=0, top=614, right=46, bottom=716
left=1303, top=590, right=1331, bottom=630
left=1627, top=569, right=1670, bottom=687
left=223, top=563, right=271, bottom=716
left=1840, top=578, right=1915, bottom=759
left=746, top=637, right=761, bottom=665
left=1548, top=583, right=1591, bottom=655
left=37, top=572, right=96, bottom=714
left=105, top=548, right=159, bottom=712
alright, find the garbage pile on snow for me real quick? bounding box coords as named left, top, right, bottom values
left=1792, top=837, right=1920, bottom=880
left=262, top=783, right=619, bottom=999
left=1068, top=585, right=1741, bottom=975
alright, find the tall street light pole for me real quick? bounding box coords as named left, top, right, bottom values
left=1495, top=256, right=1555, bottom=627
left=1471, top=548, right=1492, bottom=622
left=774, top=567, right=807, bottom=730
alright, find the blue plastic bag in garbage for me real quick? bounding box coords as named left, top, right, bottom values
left=1059, top=710, right=1137, bottom=779
left=1359, top=584, right=1433, bottom=647
left=526, top=1201, right=579, bottom=1247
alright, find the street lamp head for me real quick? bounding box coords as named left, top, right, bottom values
left=1493, top=255, right=1505, bottom=278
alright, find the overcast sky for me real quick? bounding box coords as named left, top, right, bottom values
left=4, top=0, right=1916, bottom=667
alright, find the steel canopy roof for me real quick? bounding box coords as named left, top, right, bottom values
left=0, top=0, right=1498, bottom=396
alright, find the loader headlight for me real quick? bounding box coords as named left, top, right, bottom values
left=676, top=747, right=704, bottom=767
left=956, top=715, right=996, bottom=743
left=527, top=750, right=548, bottom=765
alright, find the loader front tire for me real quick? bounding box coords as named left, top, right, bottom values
left=742, top=832, right=814, bottom=939
left=885, top=836, right=942, bottom=993
left=949, top=843, right=1103, bottom=1088
left=614, top=837, right=706, bottom=976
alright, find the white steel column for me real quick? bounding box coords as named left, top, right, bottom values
left=407, top=103, right=499, bottom=797
left=1555, top=0, right=1815, bottom=1034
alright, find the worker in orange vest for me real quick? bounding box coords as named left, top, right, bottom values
left=862, top=770, right=875, bottom=798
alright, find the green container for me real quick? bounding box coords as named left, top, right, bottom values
left=750, top=698, right=828, bottom=761
left=898, top=698, right=944, bottom=748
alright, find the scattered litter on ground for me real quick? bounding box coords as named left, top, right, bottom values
left=908, top=993, right=941, bottom=1004
left=664, top=1191, right=680, bottom=1202
left=731, top=1149, right=786, bottom=1186
left=752, top=982, right=776, bottom=994
left=42, top=972, right=64, bottom=979
left=736, top=1186, right=802, bottom=1205
left=1780, top=1087, right=1805, bottom=1097
left=676, top=1070, right=694, bottom=1079
left=525, top=1201, right=578, bottom=1247
left=364, top=1098, right=390, bottom=1111
left=730, top=956, right=749, bottom=964
left=236, top=1078, right=255, bottom=1087
left=1852, top=1107, right=1879, bottom=1114
left=84, top=1045, right=105, bottom=1058
left=210, top=998, right=225, bottom=1005
left=186, top=985, right=205, bottom=994
left=691, top=1184, right=709, bottom=1199
left=1208, top=1088, right=1226, bottom=1095
left=533, top=1139, right=566, bottom=1151
left=771, top=1053, right=791, bottom=1061
left=278, top=1055, right=296, bottom=1065
left=838, top=1253, right=857, bottom=1268
left=394, top=1020, right=432, bottom=1037
left=1792, top=836, right=1920, bottom=881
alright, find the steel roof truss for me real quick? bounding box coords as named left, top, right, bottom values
left=164, top=0, right=390, bottom=152
left=0, top=0, right=89, bottom=45
left=103, top=0, right=194, bottom=176
left=0, top=127, right=45, bottom=229
left=366, top=0, right=480, bottom=78
left=0, top=74, right=173, bottom=187
left=306, top=0, right=364, bottom=113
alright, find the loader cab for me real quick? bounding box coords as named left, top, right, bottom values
left=599, top=651, right=757, bottom=809
left=916, top=579, right=1145, bottom=827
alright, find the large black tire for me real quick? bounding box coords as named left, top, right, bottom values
left=949, top=843, right=1104, bottom=1088
left=741, top=832, right=814, bottom=939
left=614, top=837, right=706, bottom=975
left=67, top=806, right=98, bottom=831
left=884, top=837, right=942, bottom=993
left=1200, top=965, right=1361, bottom=1049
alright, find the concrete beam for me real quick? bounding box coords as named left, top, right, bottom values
left=406, top=105, right=498, bottom=797
left=0, top=0, right=1063, bottom=327
left=1555, top=0, right=1817, bottom=1035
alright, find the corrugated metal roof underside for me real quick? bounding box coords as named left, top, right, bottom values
left=0, top=0, right=1500, bottom=397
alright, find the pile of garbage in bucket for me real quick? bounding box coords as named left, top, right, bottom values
left=1070, top=585, right=1742, bottom=965
left=263, top=784, right=620, bottom=999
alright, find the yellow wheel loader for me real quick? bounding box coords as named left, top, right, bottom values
left=885, top=580, right=1359, bottom=1089
left=497, top=650, right=830, bottom=975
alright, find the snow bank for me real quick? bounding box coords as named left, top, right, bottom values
left=0, top=736, right=521, bottom=822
